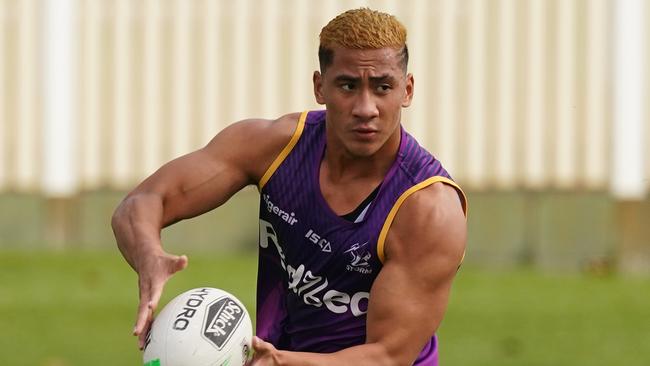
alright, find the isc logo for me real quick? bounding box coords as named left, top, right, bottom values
left=304, top=229, right=332, bottom=253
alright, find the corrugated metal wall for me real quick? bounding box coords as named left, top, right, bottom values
left=0, top=0, right=647, bottom=195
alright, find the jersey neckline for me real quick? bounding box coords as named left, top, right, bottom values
left=311, top=113, right=405, bottom=228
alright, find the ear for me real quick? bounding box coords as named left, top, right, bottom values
left=401, top=73, right=414, bottom=108
left=313, top=71, right=325, bottom=105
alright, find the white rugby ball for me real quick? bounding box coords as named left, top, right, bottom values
left=143, top=287, right=253, bottom=366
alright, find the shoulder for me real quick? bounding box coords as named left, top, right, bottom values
left=202, top=112, right=303, bottom=183
left=384, top=182, right=466, bottom=266
left=213, top=112, right=301, bottom=144
left=396, top=130, right=448, bottom=182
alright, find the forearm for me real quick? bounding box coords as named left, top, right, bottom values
left=112, top=192, right=166, bottom=272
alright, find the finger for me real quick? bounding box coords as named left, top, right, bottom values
left=138, top=315, right=152, bottom=350
left=134, top=293, right=152, bottom=336
left=137, top=279, right=165, bottom=336
left=147, top=279, right=165, bottom=315
left=137, top=300, right=156, bottom=349
left=135, top=278, right=162, bottom=336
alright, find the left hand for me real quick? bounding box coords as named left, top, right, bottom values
left=249, top=336, right=282, bottom=366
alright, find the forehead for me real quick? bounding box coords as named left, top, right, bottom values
left=327, top=47, right=403, bottom=76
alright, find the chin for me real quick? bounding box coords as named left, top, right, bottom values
left=345, top=143, right=382, bottom=158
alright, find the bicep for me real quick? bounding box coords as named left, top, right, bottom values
left=365, top=183, right=467, bottom=365
left=365, top=251, right=458, bottom=365
left=131, top=117, right=297, bottom=226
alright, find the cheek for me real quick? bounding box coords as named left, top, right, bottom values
left=325, top=98, right=352, bottom=119
left=328, top=94, right=351, bottom=107
left=376, top=100, right=398, bottom=118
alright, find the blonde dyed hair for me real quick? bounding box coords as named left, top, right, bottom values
left=318, top=8, right=409, bottom=72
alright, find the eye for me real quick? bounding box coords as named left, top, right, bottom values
left=341, top=83, right=355, bottom=91
left=376, top=84, right=392, bottom=93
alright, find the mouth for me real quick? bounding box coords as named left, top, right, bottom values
left=352, top=127, right=379, bottom=139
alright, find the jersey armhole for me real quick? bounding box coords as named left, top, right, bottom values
left=376, top=176, right=468, bottom=264
left=258, top=111, right=308, bottom=190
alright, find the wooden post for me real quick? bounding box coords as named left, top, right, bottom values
left=616, top=200, right=650, bottom=275
left=45, top=197, right=78, bottom=250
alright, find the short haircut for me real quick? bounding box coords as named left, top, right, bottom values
left=318, top=8, right=409, bottom=73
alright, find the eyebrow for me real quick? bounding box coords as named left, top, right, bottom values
left=333, top=74, right=396, bottom=83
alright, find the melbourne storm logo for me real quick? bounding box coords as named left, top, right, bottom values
left=202, top=297, right=245, bottom=350
left=345, top=242, right=373, bottom=274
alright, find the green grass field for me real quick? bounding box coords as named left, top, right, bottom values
left=1, top=250, right=648, bottom=366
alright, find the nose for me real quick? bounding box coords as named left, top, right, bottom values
left=351, top=89, right=379, bottom=121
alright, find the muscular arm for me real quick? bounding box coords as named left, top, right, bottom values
left=253, top=182, right=467, bottom=365
left=111, top=113, right=299, bottom=347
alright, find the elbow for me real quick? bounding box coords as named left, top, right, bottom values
left=111, top=193, right=143, bottom=234
left=111, top=198, right=130, bottom=236
left=364, top=342, right=406, bottom=366
left=111, top=192, right=166, bottom=235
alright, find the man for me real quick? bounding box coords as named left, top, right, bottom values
left=112, top=8, right=467, bottom=366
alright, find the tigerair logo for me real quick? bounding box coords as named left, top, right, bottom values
left=262, top=194, right=298, bottom=226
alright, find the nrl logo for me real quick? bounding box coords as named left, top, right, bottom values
left=203, top=297, right=244, bottom=349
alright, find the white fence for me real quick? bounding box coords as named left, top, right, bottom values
left=0, top=0, right=648, bottom=197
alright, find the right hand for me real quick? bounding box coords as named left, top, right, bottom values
left=133, top=250, right=189, bottom=350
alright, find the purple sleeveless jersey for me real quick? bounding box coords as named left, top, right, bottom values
left=256, top=110, right=466, bottom=365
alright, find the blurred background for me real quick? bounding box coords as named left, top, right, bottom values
left=0, top=0, right=649, bottom=365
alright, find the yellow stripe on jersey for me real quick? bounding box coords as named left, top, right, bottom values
left=258, top=111, right=308, bottom=190
left=376, top=176, right=468, bottom=264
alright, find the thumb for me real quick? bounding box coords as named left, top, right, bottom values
left=171, top=254, right=188, bottom=273
left=252, top=336, right=274, bottom=353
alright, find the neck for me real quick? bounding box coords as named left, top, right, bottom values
left=323, top=128, right=401, bottom=184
